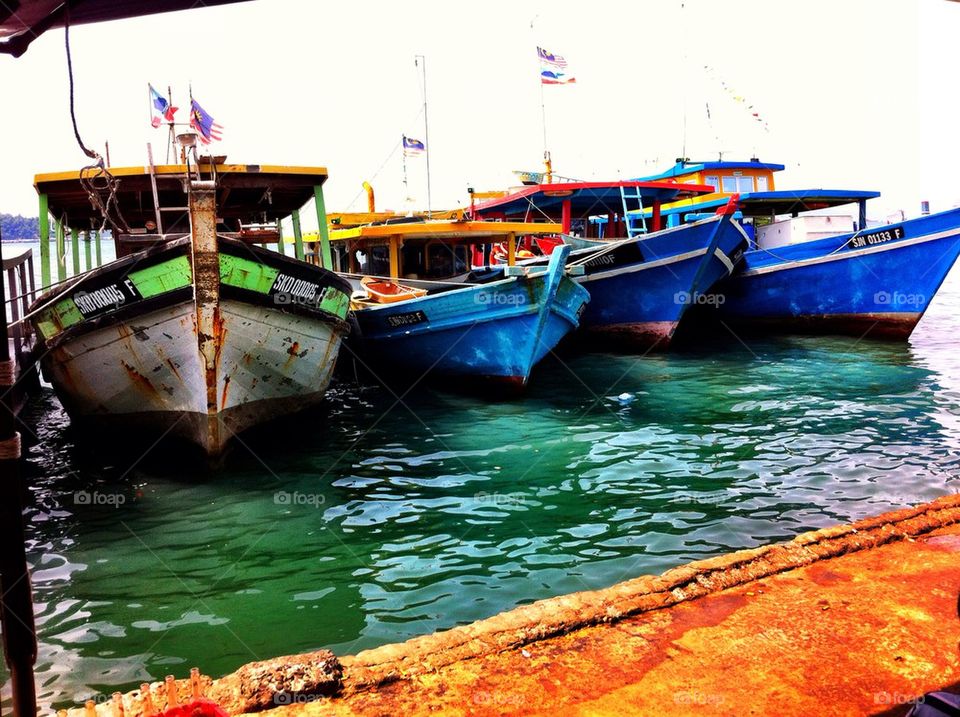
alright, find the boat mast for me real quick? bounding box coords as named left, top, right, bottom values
left=402, top=134, right=410, bottom=202
left=415, top=55, right=432, bottom=217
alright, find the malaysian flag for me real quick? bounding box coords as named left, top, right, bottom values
left=403, top=135, right=425, bottom=157
left=537, top=47, right=576, bottom=84
left=189, top=98, right=223, bottom=144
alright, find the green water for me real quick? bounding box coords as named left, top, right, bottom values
left=4, top=272, right=960, bottom=710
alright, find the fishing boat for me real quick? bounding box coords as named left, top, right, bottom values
left=469, top=180, right=748, bottom=349
left=328, top=220, right=589, bottom=390
left=29, top=159, right=352, bottom=457
left=633, top=159, right=960, bottom=339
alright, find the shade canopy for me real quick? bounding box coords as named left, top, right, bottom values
left=471, top=181, right=713, bottom=219
left=34, top=163, right=328, bottom=232
left=655, top=189, right=881, bottom=218
left=1, top=0, right=252, bottom=56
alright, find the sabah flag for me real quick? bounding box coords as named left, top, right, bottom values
left=149, top=84, right=177, bottom=127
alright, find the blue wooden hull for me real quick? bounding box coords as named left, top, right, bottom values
left=567, top=214, right=746, bottom=348
left=704, top=208, right=960, bottom=339
left=351, top=245, right=588, bottom=389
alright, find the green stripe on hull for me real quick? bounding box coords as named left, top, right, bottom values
left=35, top=252, right=350, bottom=342
left=219, top=254, right=350, bottom=319
left=35, top=255, right=194, bottom=340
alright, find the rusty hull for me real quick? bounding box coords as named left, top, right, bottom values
left=70, top=495, right=960, bottom=717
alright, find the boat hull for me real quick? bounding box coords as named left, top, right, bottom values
left=350, top=246, right=588, bottom=390
left=568, top=215, right=746, bottom=350
left=32, top=237, right=351, bottom=456
left=699, top=208, right=960, bottom=340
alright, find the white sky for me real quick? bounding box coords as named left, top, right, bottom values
left=2, top=0, right=958, bottom=233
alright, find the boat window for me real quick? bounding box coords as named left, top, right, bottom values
left=367, top=246, right=391, bottom=276
left=721, top=175, right=738, bottom=193
left=737, top=176, right=755, bottom=193
left=425, top=243, right=469, bottom=278
left=704, top=175, right=720, bottom=191
left=756, top=176, right=769, bottom=192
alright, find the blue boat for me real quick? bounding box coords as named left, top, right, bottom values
left=328, top=220, right=589, bottom=390
left=470, top=181, right=748, bottom=349
left=634, top=159, right=960, bottom=339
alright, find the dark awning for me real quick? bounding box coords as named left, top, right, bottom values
left=1, top=0, right=252, bottom=56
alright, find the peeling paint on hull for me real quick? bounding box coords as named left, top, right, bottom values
left=42, top=298, right=345, bottom=456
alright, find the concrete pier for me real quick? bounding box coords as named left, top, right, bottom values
left=74, top=494, right=960, bottom=716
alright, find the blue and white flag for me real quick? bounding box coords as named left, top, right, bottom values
left=403, top=135, right=425, bottom=157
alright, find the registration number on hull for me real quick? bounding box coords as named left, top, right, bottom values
left=848, top=226, right=904, bottom=249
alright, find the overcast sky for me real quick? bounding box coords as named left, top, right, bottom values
left=2, top=0, right=958, bottom=232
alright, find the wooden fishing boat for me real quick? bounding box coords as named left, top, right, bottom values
left=633, top=159, right=960, bottom=340
left=329, top=220, right=589, bottom=390
left=470, top=181, right=748, bottom=349
left=29, top=161, right=352, bottom=457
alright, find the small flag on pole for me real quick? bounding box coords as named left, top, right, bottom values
left=148, top=83, right=177, bottom=128
left=537, top=47, right=576, bottom=84
left=189, top=98, right=223, bottom=144
left=403, top=135, right=425, bottom=157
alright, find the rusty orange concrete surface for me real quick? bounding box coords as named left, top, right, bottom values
left=294, top=500, right=960, bottom=717
left=79, top=496, right=960, bottom=717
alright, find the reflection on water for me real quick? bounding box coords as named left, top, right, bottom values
left=2, top=266, right=959, bottom=710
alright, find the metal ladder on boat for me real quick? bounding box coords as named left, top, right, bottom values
left=619, top=185, right=647, bottom=239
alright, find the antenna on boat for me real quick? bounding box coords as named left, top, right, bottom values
left=414, top=55, right=432, bottom=217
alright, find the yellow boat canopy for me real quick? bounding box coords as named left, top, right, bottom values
left=330, top=220, right=561, bottom=245
left=34, top=163, right=329, bottom=232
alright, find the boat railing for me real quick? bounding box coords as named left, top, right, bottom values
left=3, top=248, right=36, bottom=363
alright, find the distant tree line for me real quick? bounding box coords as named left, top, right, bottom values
left=0, top=213, right=41, bottom=240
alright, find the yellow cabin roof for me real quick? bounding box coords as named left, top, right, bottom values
left=329, top=220, right=562, bottom=245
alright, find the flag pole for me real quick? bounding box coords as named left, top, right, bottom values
left=415, top=55, right=432, bottom=218
left=402, top=134, right=409, bottom=203
left=166, top=84, right=175, bottom=163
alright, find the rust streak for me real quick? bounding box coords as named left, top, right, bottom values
left=121, top=360, right=160, bottom=398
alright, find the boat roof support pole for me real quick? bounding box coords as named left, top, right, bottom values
left=38, top=193, right=50, bottom=290
left=652, top=200, right=662, bottom=232
left=389, top=236, right=401, bottom=279
left=95, top=230, right=102, bottom=267
left=507, top=232, right=516, bottom=267
left=55, top=218, right=66, bottom=283
left=84, top=230, right=92, bottom=273
left=561, top=200, right=572, bottom=235
left=275, top=220, right=286, bottom=255
left=291, top=209, right=305, bottom=262
left=70, top=227, right=80, bottom=276
left=858, top=200, right=867, bottom=231
left=0, top=220, right=38, bottom=717
left=314, top=185, right=333, bottom=269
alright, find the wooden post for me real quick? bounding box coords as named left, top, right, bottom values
left=561, top=199, right=572, bottom=234
left=507, top=232, right=516, bottom=267
left=291, top=209, right=305, bottom=262
left=83, top=231, right=93, bottom=272
left=275, top=219, right=285, bottom=255
left=71, top=227, right=80, bottom=276
left=38, top=193, right=50, bottom=290
left=55, top=219, right=66, bottom=283
left=389, top=236, right=401, bottom=279
left=0, top=221, right=39, bottom=717
left=95, top=230, right=102, bottom=267
left=314, top=185, right=333, bottom=269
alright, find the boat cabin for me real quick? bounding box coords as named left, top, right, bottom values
left=33, top=162, right=338, bottom=288
left=633, top=159, right=881, bottom=249
left=328, top=220, right=562, bottom=283
left=468, top=180, right=713, bottom=241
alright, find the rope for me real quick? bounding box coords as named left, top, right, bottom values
left=0, top=433, right=21, bottom=461
left=65, top=9, right=129, bottom=235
